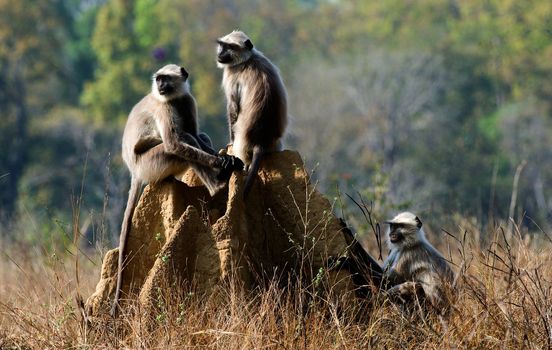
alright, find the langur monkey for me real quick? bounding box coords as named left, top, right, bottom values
left=382, top=212, right=455, bottom=312
left=336, top=212, right=454, bottom=313
left=216, top=31, right=288, bottom=197
left=112, top=64, right=243, bottom=316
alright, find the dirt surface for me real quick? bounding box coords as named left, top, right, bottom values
left=85, top=150, right=351, bottom=316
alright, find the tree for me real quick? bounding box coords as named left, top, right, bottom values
left=0, top=0, right=69, bottom=225
left=81, top=0, right=157, bottom=127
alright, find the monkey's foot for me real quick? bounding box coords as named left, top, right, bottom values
left=217, top=155, right=245, bottom=180
left=218, top=143, right=234, bottom=155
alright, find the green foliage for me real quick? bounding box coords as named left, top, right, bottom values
left=81, top=0, right=156, bottom=126
left=0, top=0, right=70, bottom=225
left=134, top=0, right=161, bottom=48
left=1, top=0, right=552, bottom=242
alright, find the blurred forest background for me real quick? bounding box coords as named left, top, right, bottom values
left=1, top=0, right=551, bottom=247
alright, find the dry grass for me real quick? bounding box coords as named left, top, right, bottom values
left=1, top=221, right=551, bottom=350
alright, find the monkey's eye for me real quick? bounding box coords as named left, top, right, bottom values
left=218, top=43, right=240, bottom=52
left=389, top=223, right=405, bottom=231
left=156, top=75, right=169, bottom=83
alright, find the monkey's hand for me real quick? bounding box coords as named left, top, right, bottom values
left=385, top=281, right=423, bottom=304
left=216, top=155, right=245, bottom=180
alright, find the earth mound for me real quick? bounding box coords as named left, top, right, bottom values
left=85, top=150, right=352, bottom=316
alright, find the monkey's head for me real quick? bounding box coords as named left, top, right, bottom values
left=152, top=64, right=189, bottom=102
left=216, top=31, right=254, bottom=68
left=385, top=212, right=424, bottom=248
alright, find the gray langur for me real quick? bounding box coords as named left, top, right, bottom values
left=216, top=31, right=288, bottom=197
left=334, top=212, right=454, bottom=313
left=112, top=64, right=243, bottom=316
left=382, top=212, right=455, bottom=311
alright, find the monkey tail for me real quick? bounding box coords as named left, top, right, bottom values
left=339, top=218, right=384, bottom=287
left=111, top=176, right=142, bottom=317
left=243, top=145, right=263, bottom=198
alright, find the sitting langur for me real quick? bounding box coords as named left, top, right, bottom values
left=216, top=31, right=288, bottom=197
left=382, top=212, right=454, bottom=311
left=336, top=212, right=454, bottom=313
left=112, top=64, right=243, bottom=316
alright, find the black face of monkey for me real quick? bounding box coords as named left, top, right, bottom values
left=155, top=75, right=175, bottom=95
left=217, top=42, right=236, bottom=64
left=388, top=223, right=422, bottom=244
left=385, top=212, right=424, bottom=247
left=216, top=39, right=253, bottom=64
left=388, top=223, right=407, bottom=243
left=154, top=66, right=188, bottom=96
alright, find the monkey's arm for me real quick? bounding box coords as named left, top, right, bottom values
left=158, top=113, right=224, bottom=168
left=385, top=281, right=424, bottom=303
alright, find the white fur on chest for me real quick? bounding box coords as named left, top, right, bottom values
left=224, top=71, right=252, bottom=164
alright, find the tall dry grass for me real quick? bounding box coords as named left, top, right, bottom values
left=1, top=217, right=551, bottom=349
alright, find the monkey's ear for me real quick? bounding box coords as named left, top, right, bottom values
left=244, top=39, right=253, bottom=50
left=180, top=67, right=189, bottom=80
left=415, top=216, right=423, bottom=229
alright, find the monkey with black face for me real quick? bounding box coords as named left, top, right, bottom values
left=112, top=64, right=243, bottom=316
left=334, top=213, right=454, bottom=313
left=382, top=212, right=455, bottom=311
left=216, top=31, right=288, bottom=197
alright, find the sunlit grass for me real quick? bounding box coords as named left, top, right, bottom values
left=1, top=221, right=551, bottom=349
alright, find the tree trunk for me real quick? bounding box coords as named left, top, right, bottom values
left=0, top=65, right=28, bottom=226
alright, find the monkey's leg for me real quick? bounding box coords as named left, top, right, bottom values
left=181, top=134, right=233, bottom=195
left=138, top=139, right=239, bottom=195
left=160, top=121, right=225, bottom=168
left=190, top=164, right=229, bottom=196
left=134, top=144, right=190, bottom=183
left=416, top=274, right=450, bottom=312
left=134, top=137, right=162, bottom=155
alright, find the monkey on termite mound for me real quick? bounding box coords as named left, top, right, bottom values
left=112, top=64, right=243, bottom=316
left=216, top=30, right=288, bottom=197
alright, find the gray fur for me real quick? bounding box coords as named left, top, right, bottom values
left=382, top=212, right=455, bottom=312
left=112, top=64, right=231, bottom=316
left=217, top=31, right=288, bottom=197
